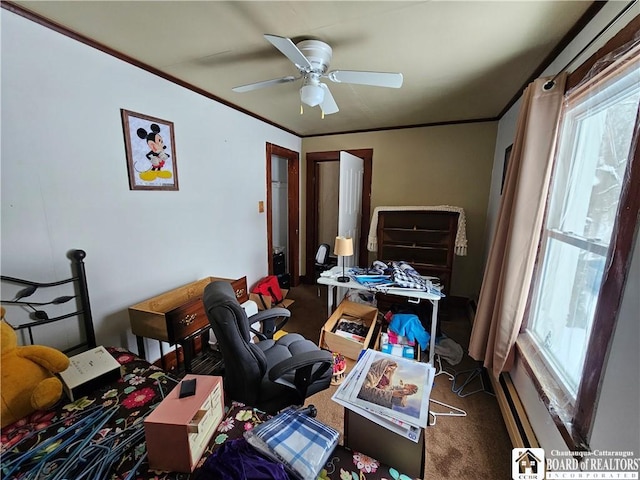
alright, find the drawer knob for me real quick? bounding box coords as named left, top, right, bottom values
left=235, top=288, right=245, bottom=298
left=180, top=313, right=197, bottom=326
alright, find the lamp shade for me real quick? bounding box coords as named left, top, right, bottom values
left=334, top=236, right=353, bottom=256
left=300, top=84, right=325, bottom=107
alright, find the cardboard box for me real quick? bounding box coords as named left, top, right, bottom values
left=320, top=300, right=378, bottom=360
left=249, top=288, right=295, bottom=310
left=144, top=375, right=224, bottom=473
left=59, top=346, right=122, bottom=401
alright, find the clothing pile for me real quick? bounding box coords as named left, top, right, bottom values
left=199, top=406, right=338, bottom=480
left=354, top=261, right=443, bottom=296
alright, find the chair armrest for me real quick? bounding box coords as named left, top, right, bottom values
left=249, top=308, right=291, bottom=340
left=250, top=308, right=291, bottom=322
left=268, top=350, right=333, bottom=399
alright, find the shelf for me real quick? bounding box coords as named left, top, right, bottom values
left=382, top=229, right=450, bottom=246
left=410, top=262, right=448, bottom=270
left=382, top=243, right=448, bottom=251
left=376, top=210, right=459, bottom=296
left=383, top=227, right=449, bottom=233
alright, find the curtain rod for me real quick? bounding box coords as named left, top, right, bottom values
left=544, top=0, right=638, bottom=91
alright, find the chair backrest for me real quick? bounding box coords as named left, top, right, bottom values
left=203, top=281, right=267, bottom=406
left=315, top=243, right=330, bottom=265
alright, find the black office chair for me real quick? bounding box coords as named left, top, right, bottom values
left=203, top=281, right=333, bottom=414
left=248, top=307, right=291, bottom=341
left=207, top=302, right=289, bottom=352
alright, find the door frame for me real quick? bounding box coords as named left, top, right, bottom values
left=305, top=149, right=373, bottom=281
left=266, top=143, right=300, bottom=286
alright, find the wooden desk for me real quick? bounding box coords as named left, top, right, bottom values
left=317, top=266, right=442, bottom=366
left=128, top=276, right=247, bottom=372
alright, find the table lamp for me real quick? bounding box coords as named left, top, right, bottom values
left=334, top=236, right=353, bottom=283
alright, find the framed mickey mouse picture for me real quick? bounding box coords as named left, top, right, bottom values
left=121, top=109, right=179, bottom=191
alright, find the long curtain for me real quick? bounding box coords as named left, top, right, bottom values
left=468, top=73, right=567, bottom=378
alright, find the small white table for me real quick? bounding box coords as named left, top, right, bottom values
left=317, top=266, right=442, bottom=365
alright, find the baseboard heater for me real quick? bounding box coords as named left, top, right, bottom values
left=489, top=372, right=539, bottom=448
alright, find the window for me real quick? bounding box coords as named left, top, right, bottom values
left=519, top=42, right=639, bottom=448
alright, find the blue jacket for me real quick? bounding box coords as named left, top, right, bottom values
left=389, top=313, right=430, bottom=350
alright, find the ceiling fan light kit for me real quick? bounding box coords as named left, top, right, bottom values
left=232, top=34, right=404, bottom=116
left=300, top=83, right=325, bottom=107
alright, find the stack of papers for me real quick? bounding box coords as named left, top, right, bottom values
left=332, top=349, right=435, bottom=443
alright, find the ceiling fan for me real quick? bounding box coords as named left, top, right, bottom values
left=232, top=34, right=403, bottom=115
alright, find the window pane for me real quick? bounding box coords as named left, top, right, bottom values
left=528, top=59, right=640, bottom=400
left=530, top=238, right=605, bottom=395
left=548, top=69, right=640, bottom=244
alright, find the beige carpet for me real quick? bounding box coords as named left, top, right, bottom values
left=285, top=283, right=512, bottom=479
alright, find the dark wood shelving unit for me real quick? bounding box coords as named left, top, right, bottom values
left=376, top=210, right=459, bottom=296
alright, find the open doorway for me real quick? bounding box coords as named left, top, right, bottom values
left=305, top=149, right=373, bottom=281
left=266, top=143, right=300, bottom=287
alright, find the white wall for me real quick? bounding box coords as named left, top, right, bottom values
left=484, top=3, right=639, bottom=454
left=0, top=10, right=300, bottom=361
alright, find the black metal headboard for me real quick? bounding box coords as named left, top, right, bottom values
left=1, top=249, right=96, bottom=354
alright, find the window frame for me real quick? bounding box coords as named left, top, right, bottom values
left=516, top=17, right=640, bottom=450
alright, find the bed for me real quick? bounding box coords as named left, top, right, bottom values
left=0, top=250, right=417, bottom=480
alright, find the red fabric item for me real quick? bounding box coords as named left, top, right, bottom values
left=251, top=275, right=283, bottom=304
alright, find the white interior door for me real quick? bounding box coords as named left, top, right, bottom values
left=338, top=151, right=364, bottom=268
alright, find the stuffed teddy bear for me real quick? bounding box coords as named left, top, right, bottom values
left=1, top=307, right=70, bottom=428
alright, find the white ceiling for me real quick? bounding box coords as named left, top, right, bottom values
left=9, top=1, right=595, bottom=136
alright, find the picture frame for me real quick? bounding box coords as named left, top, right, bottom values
left=121, top=109, right=179, bottom=191
left=501, top=144, right=513, bottom=195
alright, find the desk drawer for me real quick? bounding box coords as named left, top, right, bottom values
left=167, top=298, right=208, bottom=343
left=130, top=276, right=248, bottom=344
left=165, top=277, right=246, bottom=343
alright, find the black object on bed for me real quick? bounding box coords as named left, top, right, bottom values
left=1, top=249, right=96, bottom=354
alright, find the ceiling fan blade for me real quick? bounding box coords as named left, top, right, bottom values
left=232, top=76, right=297, bottom=93
left=264, top=34, right=313, bottom=70
left=319, top=84, right=339, bottom=114
left=327, top=70, right=403, bottom=88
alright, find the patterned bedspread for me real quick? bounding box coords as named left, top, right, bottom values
left=0, top=348, right=416, bottom=479
left=1, top=347, right=190, bottom=479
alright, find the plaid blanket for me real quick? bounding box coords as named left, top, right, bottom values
left=390, top=261, right=429, bottom=290
left=244, top=407, right=339, bottom=479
